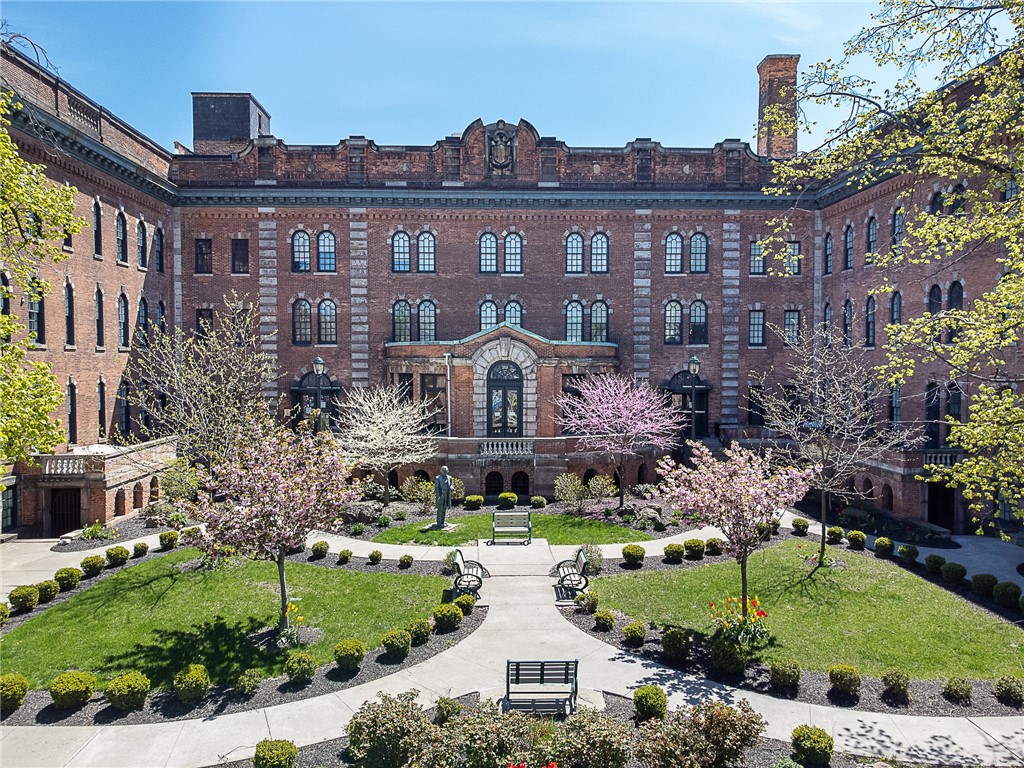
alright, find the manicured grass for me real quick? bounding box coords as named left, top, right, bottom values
left=591, top=539, right=1024, bottom=679
left=0, top=549, right=448, bottom=689
left=371, top=512, right=653, bottom=546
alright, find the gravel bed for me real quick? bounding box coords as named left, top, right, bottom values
left=283, top=548, right=449, bottom=577
left=48, top=515, right=173, bottom=552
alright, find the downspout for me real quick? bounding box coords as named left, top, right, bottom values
left=444, top=352, right=452, bottom=437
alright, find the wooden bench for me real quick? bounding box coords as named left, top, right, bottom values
left=505, top=659, right=578, bottom=716
left=452, top=548, right=484, bottom=598
left=491, top=510, right=532, bottom=544
left=556, top=547, right=590, bottom=592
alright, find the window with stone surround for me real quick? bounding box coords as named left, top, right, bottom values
left=504, top=233, right=521, bottom=273
left=479, top=233, right=497, bottom=273
left=392, top=232, right=411, bottom=272
left=231, top=238, right=250, bottom=274
left=418, top=300, right=436, bottom=341
left=565, top=233, right=584, bottom=274
left=418, top=232, right=436, bottom=273
left=664, top=301, right=683, bottom=344
left=590, top=300, right=608, bottom=342
left=194, top=238, right=213, bottom=274
left=392, top=300, right=411, bottom=342
left=591, top=233, right=608, bottom=273
left=291, top=231, right=311, bottom=272
left=688, top=300, right=708, bottom=344
left=565, top=301, right=583, bottom=341
left=318, top=231, right=336, bottom=272
left=292, top=299, right=311, bottom=345
left=480, top=300, right=498, bottom=331
left=689, top=234, right=708, bottom=273
left=318, top=299, right=337, bottom=344
left=666, top=233, right=683, bottom=273
left=748, top=309, right=765, bottom=347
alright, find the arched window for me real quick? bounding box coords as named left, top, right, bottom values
left=67, top=381, right=77, bottom=444
left=97, top=379, right=107, bottom=439
left=929, top=191, right=945, bottom=214
left=565, top=301, right=583, bottom=341
left=392, top=300, right=411, bottom=341
left=688, top=300, right=708, bottom=344
left=93, top=201, right=102, bottom=256
left=117, top=293, right=129, bottom=348
left=418, top=300, right=436, bottom=341
left=116, top=212, right=127, bottom=262
left=64, top=281, right=75, bottom=346
left=153, top=228, right=164, bottom=272
left=291, top=231, right=311, bottom=272
left=948, top=281, right=963, bottom=343
left=666, top=233, right=683, bottom=273
left=317, top=231, right=336, bottom=272
left=865, top=296, right=876, bottom=347
left=664, top=301, right=683, bottom=344
left=689, top=233, right=708, bottom=273
left=823, top=303, right=832, bottom=346
left=156, top=300, right=166, bottom=335
left=487, top=361, right=522, bottom=437
left=1004, top=179, right=1020, bottom=201
left=948, top=184, right=966, bottom=215
left=137, top=297, right=148, bottom=345
left=480, top=300, right=498, bottom=330
left=925, top=382, right=941, bottom=447
left=889, top=385, right=902, bottom=425
left=137, top=221, right=147, bottom=268
left=928, top=285, right=943, bottom=315
left=842, top=300, right=853, bottom=346
left=479, top=233, right=497, bottom=273
left=843, top=226, right=854, bottom=270
left=418, top=232, right=436, bottom=272
left=505, top=300, right=522, bottom=327
left=823, top=233, right=833, bottom=274
left=565, top=233, right=584, bottom=273
left=118, top=381, right=131, bottom=437
left=591, top=233, right=608, bottom=273
left=890, top=291, right=902, bottom=325
left=94, top=285, right=104, bottom=347
left=317, top=299, right=337, bottom=344
left=504, top=233, right=521, bottom=273
left=392, top=232, right=411, bottom=272
left=590, top=300, right=609, bottom=342
left=292, top=299, right=312, bottom=345
left=892, top=209, right=905, bottom=249
left=866, top=217, right=877, bottom=263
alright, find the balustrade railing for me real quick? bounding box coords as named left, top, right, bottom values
left=923, top=449, right=962, bottom=468
left=41, top=456, right=87, bottom=477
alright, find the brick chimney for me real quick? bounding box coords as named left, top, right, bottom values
left=756, top=54, right=799, bottom=159
left=191, top=93, right=271, bottom=155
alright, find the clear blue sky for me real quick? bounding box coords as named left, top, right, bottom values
left=4, top=1, right=879, bottom=152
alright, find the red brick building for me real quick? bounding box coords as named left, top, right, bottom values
left=1, top=44, right=1011, bottom=535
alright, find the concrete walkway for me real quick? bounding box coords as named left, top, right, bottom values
left=1, top=520, right=1023, bottom=767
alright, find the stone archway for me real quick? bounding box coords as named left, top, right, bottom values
left=470, top=338, right=539, bottom=437
left=115, top=488, right=127, bottom=517
left=149, top=476, right=160, bottom=503
left=133, top=482, right=144, bottom=509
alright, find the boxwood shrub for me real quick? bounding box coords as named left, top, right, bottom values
left=593, top=610, right=615, bottom=631
left=825, top=526, right=845, bottom=544
left=828, top=664, right=862, bottom=695
left=105, top=545, right=130, bottom=567
left=453, top=594, right=476, bottom=615
left=133, top=542, right=149, bottom=558
left=54, top=567, right=83, bottom=591
left=993, top=580, right=1022, bottom=609
left=235, top=668, right=263, bottom=696
left=622, top=544, right=646, bottom=566
left=710, top=638, right=747, bottom=676
left=661, top=627, right=689, bottom=662
left=174, top=663, right=210, bottom=705
left=924, top=554, right=946, bottom=574
left=105, top=670, right=151, bottom=711
left=464, top=495, right=484, bottom=510
left=35, top=580, right=59, bottom=604
left=941, top=561, right=968, bottom=585
left=333, top=639, right=367, bottom=671
left=382, top=629, right=412, bottom=659
left=285, top=650, right=318, bottom=683
left=574, top=592, right=598, bottom=614
left=663, top=543, right=685, bottom=563
left=433, top=603, right=463, bottom=631
left=881, top=668, right=910, bottom=703
left=898, top=544, right=919, bottom=564
left=337, top=549, right=353, bottom=565
left=633, top=684, right=667, bottom=721
left=254, top=738, right=298, bottom=768
left=622, top=621, right=647, bottom=646
left=0, top=673, right=30, bottom=713
left=398, top=554, right=414, bottom=569
left=791, top=517, right=810, bottom=535
left=497, top=492, right=518, bottom=509
left=943, top=677, right=972, bottom=704
left=873, top=537, right=894, bottom=557
left=683, top=539, right=706, bottom=559
left=0, top=603, right=8, bottom=626
left=405, top=618, right=432, bottom=646
left=159, top=530, right=179, bottom=550
left=846, top=530, right=866, bottom=550
left=792, top=724, right=833, bottom=766
left=705, top=537, right=724, bottom=555
left=80, top=555, right=105, bottom=577
left=971, top=573, right=998, bottom=598
left=530, top=495, right=547, bottom=508
left=769, top=659, right=801, bottom=689
left=993, top=676, right=1024, bottom=706
left=50, top=670, right=97, bottom=709
left=8, top=585, right=39, bottom=612
left=310, top=541, right=329, bottom=559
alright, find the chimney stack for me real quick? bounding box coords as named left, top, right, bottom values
left=191, top=93, right=271, bottom=155
left=756, top=54, right=799, bottom=159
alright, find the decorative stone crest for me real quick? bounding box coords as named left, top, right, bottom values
left=486, top=120, right=516, bottom=177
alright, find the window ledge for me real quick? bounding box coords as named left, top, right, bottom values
left=95, top=345, right=106, bottom=353
left=93, top=253, right=103, bottom=261
left=230, top=272, right=250, bottom=276
left=118, top=346, right=130, bottom=353
left=137, top=266, right=148, bottom=273
left=64, top=344, right=77, bottom=352
left=29, top=344, right=48, bottom=351
left=62, top=246, right=74, bottom=254
left=313, top=343, right=337, bottom=347
left=116, top=260, right=129, bottom=267
left=194, top=273, right=213, bottom=277
left=748, top=273, right=768, bottom=278
left=313, top=271, right=338, bottom=275
left=500, top=272, right=524, bottom=277
left=748, top=345, right=768, bottom=349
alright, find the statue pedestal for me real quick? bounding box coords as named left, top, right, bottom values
left=423, top=523, right=458, bottom=532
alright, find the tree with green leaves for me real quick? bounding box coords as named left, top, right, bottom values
left=763, top=0, right=1024, bottom=526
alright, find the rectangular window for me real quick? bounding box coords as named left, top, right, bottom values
left=889, top=385, right=901, bottom=425
left=393, top=372, right=413, bottom=402
left=748, top=309, right=765, bottom=347
left=784, top=309, right=801, bottom=346
left=421, top=373, right=447, bottom=433
left=194, top=239, right=213, bottom=274
left=231, top=239, right=250, bottom=274
left=785, top=242, right=801, bottom=275
left=1, top=481, right=17, bottom=531
left=748, top=386, right=765, bottom=426
left=749, top=241, right=765, bottom=275
left=195, top=308, right=214, bottom=338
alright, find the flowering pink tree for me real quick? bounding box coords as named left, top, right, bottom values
left=186, top=422, right=361, bottom=629
left=555, top=374, right=687, bottom=508
left=658, top=442, right=815, bottom=615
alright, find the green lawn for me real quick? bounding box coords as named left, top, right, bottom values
left=0, top=549, right=448, bottom=689
left=371, top=512, right=653, bottom=546
left=591, top=539, right=1024, bottom=679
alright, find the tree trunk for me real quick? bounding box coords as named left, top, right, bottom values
left=819, top=488, right=829, bottom=562
left=277, top=547, right=289, bottom=629
left=382, top=471, right=392, bottom=507
left=617, top=461, right=625, bottom=509
left=740, top=556, right=749, bottom=617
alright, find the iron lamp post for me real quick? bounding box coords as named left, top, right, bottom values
left=687, top=355, right=701, bottom=440
left=312, top=356, right=326, bottom=434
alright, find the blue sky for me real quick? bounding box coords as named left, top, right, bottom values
left=4, top=1, right=879, bottom=151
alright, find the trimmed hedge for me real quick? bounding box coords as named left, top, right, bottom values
left=54, top=567, right=83, bottom=591
left=924, top=554, right=946, bottom=574
left=622, top=544, right=646, bottom=566
left=971, top=573, right=998, bottom=598
left=0, top=673, right=30, bottom=713
left=791, top=517, right=810, bottom=535
left=8, top=585, right=39, bottom=612
left=159, top=530, right=179, bottom=550
left=683, top=539, right=706, bottom=559
left=453, top=594, right=476, bottom=615
left=941, top=561, right=968, bottom=585
left=49, top=670, right=97, bottom=709
left=993, top=580, right=1023, bottom=609
left=310, top=541, right=329, bottom=559
left=105, top=670, right=151, bottom=711
left=769, top=659, right=801, bottom=689
left=828, top=664, right=862, bottom=695
left=633, top=684, right=667, bottom=721
left=174, top=663, right=210, bottom=705
left=873, top=537, right=894, bottom=557
left=464, top=495, right=484, bottom=510
left=663, top=543, right=685, bottom=563
left=846, top=530, right=866, bottom=550
left=254, top=739, right=298, bottom=768
left=433, top=603, right=463, bottom=631
left=333, top=639, right=367, bottom=671
left=497, top=492, right=518, bottom=509
left=105, top=545, right=131, bottom=567
left=792, top=724, right=833, bottom=766
left=382, top=629, right=412, bottom=659
left=35, top=580, right=59, bottom=604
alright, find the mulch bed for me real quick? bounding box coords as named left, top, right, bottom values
left=48, top=515, right=173, bottom=552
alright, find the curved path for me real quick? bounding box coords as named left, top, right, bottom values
left=1, top=518, right=1022, bottom=768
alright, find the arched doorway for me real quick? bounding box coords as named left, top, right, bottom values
left=881, top=484, right=894, bottom=512
left=149, top=476, right=160, bottom=503
left=485, top=471, right=504, bottom=496
left=387, top=469, right=399, bottom=490
left=114, top=488, right=127, bottom=517
left=664, top=370, right=711, bottom=438
left=583, top=469, right=598, bottom=486
left=861, top=478, right=874, bottom=506
left=133, top=482, right=144, bottom=509
left=511, top=471, right=530, bottom=497
left=414, top=469, right=431, bottom=483
left=637, top=464, right=648, bottom=485
left=290, top=370, right=342, bottom=431
left=487, top=362, right=522, bottom=437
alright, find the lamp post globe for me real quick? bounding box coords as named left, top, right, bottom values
left=311, top=356, right=326, bottom=434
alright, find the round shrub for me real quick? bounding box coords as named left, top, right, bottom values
left=159, top=530, right=179, bottom=550
left=792, top=724, right=833, bottom=766
left=873, top=536, right=894, bottom=557
left=235, top=668, right=263, bottom=696
left=398, top=554, right=414, bottom=569
left=897, top=543, right=919, bottom=564
left=1, top=674, right=30, bottom=713
left=530, top=495, right=547, bottom=508
left=350, top=522, right=366, bottom=537
left=105, top=670, right=150, bottom=711
left=941, top=561, right=968, bottom=585
left=943, top=676, right=972, bottom=704
left=50, top=670, right=97, bottom=709
left=434, top=695, right=462, bottom=725
left=846, top=530, right=866, bottom=550
left=971, top=573, right=999, bottom=598
left=133, top=542, right=149, bottom=558
left=881, top=668, right=910, bottom=703
left=663, top=543, right=685, bottom=563
left=453, top=594, right=476, bottom=616
left=254, top=738, right=298, bottom=768
left=310, top=540, right=329, bottom=559
left=54, top=567, right=83, bottom=592
left=285, top=650, right=318, bottom=683
left=825, top=525, right=845, bottom=544
left=993, top=580, right=1022, bottom=608
left=405, top=618, right=432, bottom=646
left=433, top=603, right=463, bottom=631
left=661, top=627, right=689, bottom=662
left=80, top=555, right=105, bottom=577
left=924, top=553, right=946, bottom=574
left=497, top=492, right=518, bottom=509
left=769, top=659, right=801, bottom=689
left=105, top=545, right=130, bottom=567
left=574, top=592, right=598, bottom=614
left=993, top=676, right=1024, bottom=706
left=35, top=579, right=59, bottom=604
left=633, top=684, right=667, bottom=721
left=683, top=539, right=705, bottom=559
left=393, top=510, right=407, bottom=521
left=368, top=549, right=383, bottom=565
left=593, top=610, right=615, bottom=631
left=8, top=585, right=39, bottom=612
left=173, top=663, right=210, bottom=705
left=622, top=621, right=647, bottom=646
left=377, top=515, right=391, bottom=528
left=710, top=637, right=747, bottom=676
left=0, top=603, right=8, bottom=626
left=337, top=549, right=353, bottom=565
left=791, top=517, right=810, bottom=535
left=705, top=537, right=724, bottom=555
left=464, top=495, right=484, bottom=510
left=333, top=639, right=367, bottom=671
left=622, top=544, right=646, bottom=566
left=828, top=663, right=862, bottom=696
left=382, top=629, right=412, bottom=659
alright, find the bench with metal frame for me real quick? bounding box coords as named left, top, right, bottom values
left=504, top=659, right=578, bottom=715
left=491, top=510, right=532, bottom=544
left=556, top=547, right=590, bottom=592
left=453, top=548, right=484, bottom=597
